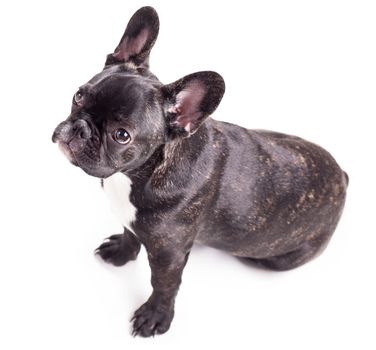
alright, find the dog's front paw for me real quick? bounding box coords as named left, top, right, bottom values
left=95, top=234, right=140, bottom=266
left=131, top=299, right=174, bottom=337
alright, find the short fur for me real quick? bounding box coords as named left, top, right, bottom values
left=52, top=6, right=348, bottom=337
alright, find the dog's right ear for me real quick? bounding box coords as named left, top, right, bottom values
left=105, top=6, right=159, bottom=68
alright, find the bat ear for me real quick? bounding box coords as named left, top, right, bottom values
left=162, top=71, right=225, bottom=139
left=105, top=6, right=159, bottom=67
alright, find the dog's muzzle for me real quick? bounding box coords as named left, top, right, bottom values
left=52, top=119, right=92, bottom=144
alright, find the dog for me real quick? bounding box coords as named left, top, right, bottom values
left=52, top=6, right=348, bottom=337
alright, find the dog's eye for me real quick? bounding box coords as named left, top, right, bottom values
left=113, top=128, right=131, bottom=145
left=74, top=91, right=83, bottom=104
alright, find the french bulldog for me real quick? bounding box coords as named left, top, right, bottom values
left=52, top=6, right=348, bottom=337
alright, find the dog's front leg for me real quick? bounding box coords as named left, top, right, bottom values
left=131, top=238, right=191, bottom=337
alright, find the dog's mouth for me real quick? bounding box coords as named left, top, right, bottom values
left=53, top=128, right=116, bottom=178
left=55, top=139, right=111, bottom=178
left=56, top=141, right=79, bottom=166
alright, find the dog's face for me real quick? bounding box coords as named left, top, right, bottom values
left=52, top=64, right=165, bottom=178
left=52, top=7, right=225, bottom=178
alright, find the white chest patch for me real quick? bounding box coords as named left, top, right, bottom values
left=103, top=172, right=137, bottom=234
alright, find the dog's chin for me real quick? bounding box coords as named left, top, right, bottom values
left=77, top=164, right=115, bottom=178
left=73, top=155, right=114, bottom=178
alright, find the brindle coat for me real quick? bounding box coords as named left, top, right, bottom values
left=52, top=6, right=348, bottom=337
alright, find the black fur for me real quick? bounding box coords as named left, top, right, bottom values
left=52, top=6, right=348, bottom=337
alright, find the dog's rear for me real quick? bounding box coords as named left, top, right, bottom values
left=195, top=122, right=348, bottom=270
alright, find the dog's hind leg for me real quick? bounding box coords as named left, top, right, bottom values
left=245, top=232, right=332, bottom=271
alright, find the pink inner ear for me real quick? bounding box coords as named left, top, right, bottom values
left=169, top=80, right=206, bottom=131
left=113, top=28, right=149, bottom=61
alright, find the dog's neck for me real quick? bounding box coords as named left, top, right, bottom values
left=126, top=120, right=210, bottom=189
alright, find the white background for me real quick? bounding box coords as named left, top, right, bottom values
left=1, top=0, right=375, bottom=349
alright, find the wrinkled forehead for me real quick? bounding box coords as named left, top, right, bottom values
left=81, top=65, right=142, bottom=94
left=80, top=65, right=157, bottom=112
left=87, top=64, right=139, bottom=85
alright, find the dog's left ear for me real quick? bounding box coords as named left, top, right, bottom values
left=105, top=6, right=159, bottom=67
left=162, top=71, right=225, bottom=139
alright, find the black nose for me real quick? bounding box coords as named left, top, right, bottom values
left=52, top=119, right=92, bottom=143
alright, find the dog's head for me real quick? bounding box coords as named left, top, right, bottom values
left=52, top=7, right=225, bottom=178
